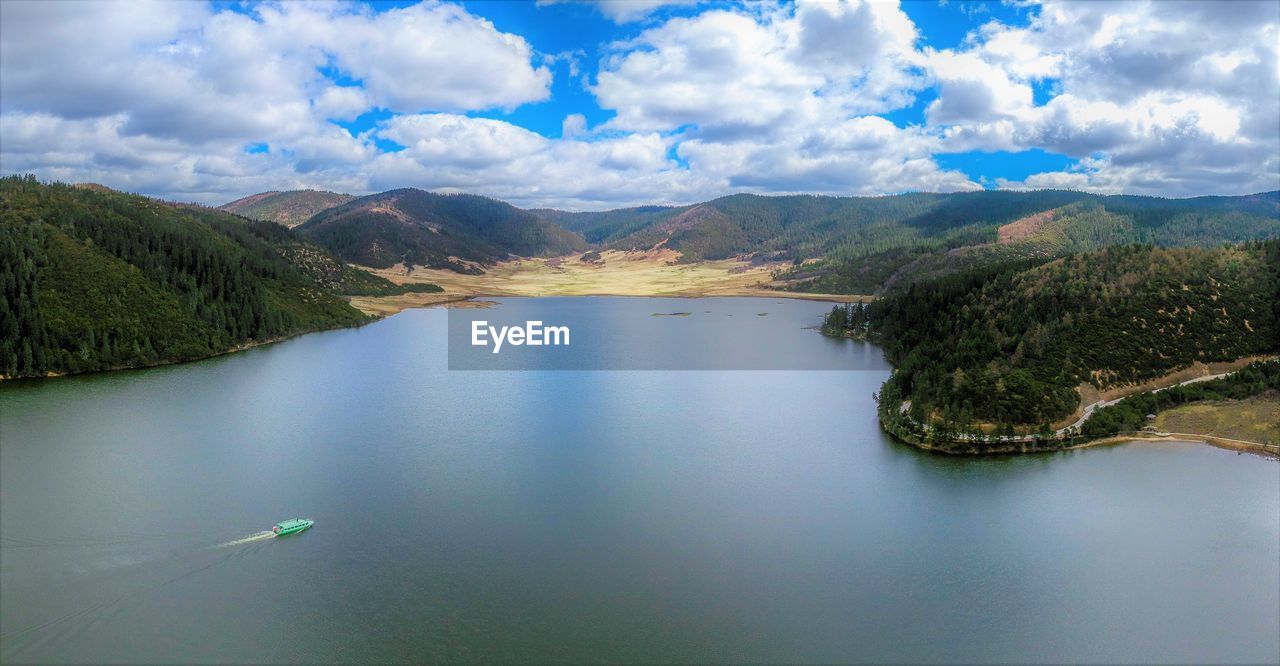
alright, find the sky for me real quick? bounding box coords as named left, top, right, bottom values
left=1, top=0, right=1277, bottom=210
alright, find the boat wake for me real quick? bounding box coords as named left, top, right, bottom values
left=3, top=532, right=272, bottom=652
left=215, top=531, right=276, bottom=548
left=4, top=527, right=293, bottom=655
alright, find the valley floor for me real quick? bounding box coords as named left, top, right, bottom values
left=347, top=249, right=868, bottom=316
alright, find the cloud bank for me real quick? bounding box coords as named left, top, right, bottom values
left=1, top=0, right=1275, bottom=209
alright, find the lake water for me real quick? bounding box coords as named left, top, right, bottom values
left=2, top=297, right=1277, bottom=663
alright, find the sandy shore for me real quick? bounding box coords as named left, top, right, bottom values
left=348, top=249, right=870, bottom=316
left=891, top=430, right=1278, bottom=459
left=1070, top=433, right=1279, bottom=458
left=346, top=293, right=482, bottom=317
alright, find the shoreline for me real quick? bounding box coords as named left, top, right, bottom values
left=1069, top=434, right=1279, bottom=459
left=885, top=427, right=1279, bottom=459
left=349, top=288, right=867, bottom=318
left=347, top=250, right=872, bottom=317
left=13, top=293, right=1278, bottom=464
left=1, top=291, right=865, bottom=383
left=0, top=320, right=367, bottom=384
left=877, top=355, right=1278, bottom=455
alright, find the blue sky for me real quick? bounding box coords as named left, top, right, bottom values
left=1, top=1, right=1276, bottom=208
left=330, top=0, right=1066, bottom=183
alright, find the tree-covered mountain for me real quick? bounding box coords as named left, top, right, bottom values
left=238, top=218, right=442, bottom=297
left=837, top=242, right=1279, bottom=432
left=529, top=190, right=1280, bottom=290
left=218, top=189, right=354, bottom=227
left=530, top=205, right=682, bottom=245
left=218, top=185, right=1278, bottom=282
left=537, top=190, right=1106, bottom=259
left=0, top=176, right=426, bottom=379
left=785, top=192, right=1278, bottom=293
left=297, top=188, right=585, bottom=272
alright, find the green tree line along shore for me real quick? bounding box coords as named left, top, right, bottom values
left=0, top=176, right=438, bottom=379
left=874, top=359, right=1280, bottom=454
left=825, top=241, right=1280, bottom=453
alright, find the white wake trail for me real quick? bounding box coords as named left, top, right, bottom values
left=216, top=531, right=276, bottom=548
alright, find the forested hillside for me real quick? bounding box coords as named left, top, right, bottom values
left=0, top=177, right=421, bottom=379
left=531, top=189, right=1278, bottom=291
left=531, top=205, right=679, bottom=244
left=836, top=242, right=1279, bottom=430
left=219, top=189, right=354, bottom=227
left=240, top=219, right=441, bottom=297
left=299, top=188, right=585, bottom=271
left=785, top=192, right=1280, bottom=294
left=214, top=185, right=1280, bottom=283
left=584, top=191, right=1021, bottom=261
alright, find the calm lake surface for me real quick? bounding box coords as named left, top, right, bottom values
left=2, top=297, right=1277, bottom=663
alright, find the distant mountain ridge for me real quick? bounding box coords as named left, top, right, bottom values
left=295, top=188, right=585, bottom=272
left=219, top=189, right=355, bottom=227
left=530, top=189, right=1279, bottom=292
left=220, top=186, right=1279, bottom=290
left=572, top=189, right=1277, bottom=257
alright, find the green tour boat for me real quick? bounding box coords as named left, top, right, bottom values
left=272, top=519, right=314, bottom=536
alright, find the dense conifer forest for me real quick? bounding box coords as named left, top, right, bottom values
left=790, top=193, right=1280, bottom=294
left=825, top=242, right=1279, bottom=433
left=0, top=177, right=432, bottom=379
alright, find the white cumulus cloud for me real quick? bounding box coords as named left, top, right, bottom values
left=1, top=0, right=1276, bottom=208
left=928, top=0, right=1280, bottom=196
left=0, top=0, right=553, bottom=202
